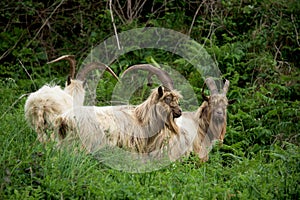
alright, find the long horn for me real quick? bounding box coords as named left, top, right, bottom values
left=121, top=64, right=174, bottom=90
left=47, top=55, right=76, bottom=79
left=222, top=79, right=230, bottom=95
left=76, top=62, right=119, bottom=81
left=205, top=77, right=218, bottom=95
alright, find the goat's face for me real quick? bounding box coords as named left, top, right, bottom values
left=208, top=94, right=228, bottom=124
left=164, top=93, right=182, bottom=118
left=157, top=86, right=182, bottom=119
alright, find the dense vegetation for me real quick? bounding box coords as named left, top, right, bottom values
left=1, top=0, right=299, bottom=199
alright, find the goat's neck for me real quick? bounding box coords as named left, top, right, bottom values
left=138, top=104, right=170, bottom=138
left=195, top=102, right=210, bottom=134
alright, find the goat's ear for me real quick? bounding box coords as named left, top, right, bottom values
left=158, top=86, right=164, bottom=98
left=67, top=76, right=71, bottom=86
left=202, top=95, right=209, bottom=102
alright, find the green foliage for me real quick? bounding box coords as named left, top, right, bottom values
left=0, top=0, right=299, bottom=199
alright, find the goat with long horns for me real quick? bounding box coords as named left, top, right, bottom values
left=124, top=66, right=231, bottom=162
left=144, top=77, right=231, bottom=162
left=24, top=55, right=118, bottom=142
left=54, top=64, right=182, bottom=154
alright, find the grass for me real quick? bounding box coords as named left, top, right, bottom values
left=0, top=79, right=299, bottom=200
left=1, top=0, right=299, bottom=198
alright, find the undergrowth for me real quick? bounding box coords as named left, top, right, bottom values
left=1, top=0, right=299, bottom=199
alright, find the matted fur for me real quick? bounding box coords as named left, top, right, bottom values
left=190, top=93, right=228, bottom=161
left=63, top=79, right=85, bottom=106
left=24, top=56, right=118, bottom=143
left=25, top=85, right=74, bottom=142
left=25, top=80, right=86, bottom=142
left=24, top=55, right=83, bottom=142
left=134, top=88, right=181, bottom=135
left=55, top=87, right=182, bottom=154
left=147, top=80, right=230, bottom=162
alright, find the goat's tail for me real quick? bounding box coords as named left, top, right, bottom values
left=25, top=103, right=55, bottom=143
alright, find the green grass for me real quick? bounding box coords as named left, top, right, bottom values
left=0, top=82, right=299, bottom=199
left=1, top=0, right=299, bottom=198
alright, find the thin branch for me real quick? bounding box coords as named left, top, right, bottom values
left=188, top=1, right=205, bottom=36
left=151, top=0, right=174, bottom=16
left=25, top=0, right=65, bottom=48
left=0, top=31, right=25, bottom=61
left=0, top=94, right=29, bottom=121
left=291, top=14, right=300, bottom=47
left=113, top=0, right=126, bottom=24
left=109, top=0, right=121, bottom=50
left=18, top=59, right=37, bottom=90
left=127, top=0, right=132, bottom=21
left=132, top=0, right=148, bottom=20
left=112, top=6, right=126, bottom=24
left=202, top=22, right=215, bottom=47
left=274, top=42, right=282, bottom=62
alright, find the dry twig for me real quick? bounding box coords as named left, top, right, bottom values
left=109, top=0, right=121, bottom=50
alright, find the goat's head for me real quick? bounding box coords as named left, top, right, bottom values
left=140, top=85, right=182, bottom=135
left=201, top=77, right=230, bottom=142
left=47, top=55, right=119, bottom=106
left=156, top=86, right=182, bottom=119
left=122, top=64, right=181, bottom=119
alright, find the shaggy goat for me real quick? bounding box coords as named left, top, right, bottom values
left=24, top=55, right=118, bottom=142
left=55, top=64, right=182, bottom=154
left=151, top=77, right=230, bottom=162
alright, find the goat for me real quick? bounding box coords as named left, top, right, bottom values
left=174, top=78, right=230, bottom=162
left=124, top=66, right=230, bottom=162
left=54, top=64, right=182, bottom=155
left=24, top=55, right=118, bottom=142
left=106, top=66, right=229, bottom=161
left=151, top=77, right=230, bottom=162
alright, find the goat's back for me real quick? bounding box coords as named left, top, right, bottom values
left=25, top=85, right=73, bottom=130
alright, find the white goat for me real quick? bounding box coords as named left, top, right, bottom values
left=150, top=77, right=230, bottom=162
left=54, top=64, right=182, bottom=154
left=24, top=55, right=118, bottom=142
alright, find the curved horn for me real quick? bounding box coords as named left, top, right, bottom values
left=76, top=62, right=119, bottom=81
left=222, top=79, right=230, bottom=95
left=121, top=64, right=174, bottom=90
left=205, top=77, right=218, bottom=95
left=47, top=55, right=76, bottom=79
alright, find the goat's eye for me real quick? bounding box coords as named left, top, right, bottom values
left=165, top=96, right=172, bottom=104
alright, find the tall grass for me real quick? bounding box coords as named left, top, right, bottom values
left=1, top=0, right=299, bottom=198
left=0, top=81, right=299, bottom=199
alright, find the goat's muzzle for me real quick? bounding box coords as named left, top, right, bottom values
left=212, top=112, right=225, bottom=124
left=172, top=107, right=182, bottom=118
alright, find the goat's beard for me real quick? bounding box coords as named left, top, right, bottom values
left=166, top=113, right=180, bottom=135
left=206, top=121, right=224, bottom=142
left=212, top=114, right=225, bottom=125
